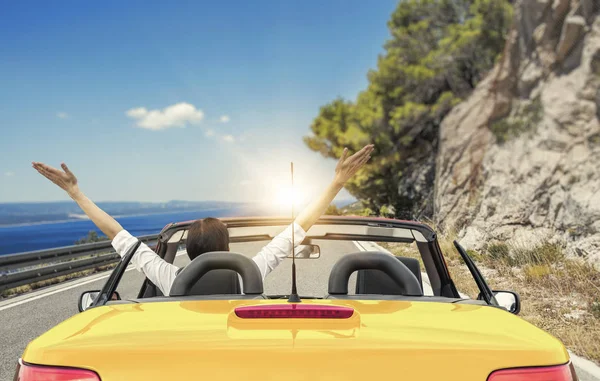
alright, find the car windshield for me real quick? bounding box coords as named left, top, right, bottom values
left=181, top=239, right=429, bottom=298
left=113, top=218, right=452, bottom=300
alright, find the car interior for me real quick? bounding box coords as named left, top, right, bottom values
left=81, top=218, right=520, bottom=313
left=96, top=219, right=490, bottom=308
left=138, top=246, right=425, bottom=299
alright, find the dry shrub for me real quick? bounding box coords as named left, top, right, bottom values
left=591, top=301, right=600, bottom=320
left=487, top=242, right=511, bottom=263
left=524, top=264, right=552, bottom=281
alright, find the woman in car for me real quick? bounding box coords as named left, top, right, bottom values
left=32, top=144, right=374, bottom=295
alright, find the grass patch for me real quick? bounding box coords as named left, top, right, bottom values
left=512, top=242, right=565, bottom=266
left=380, top=242, right=426, bottom=272
left=591, top=301, right=600, bottom=319
left=483, top=241, right=564, bottom=267
left=487, top=242, right=511, bottom=262
left=490, top=95, right=543, bottom=144
left=466, top=249, right=484, bottom=262
left=524, top=264, right=552, bottom=281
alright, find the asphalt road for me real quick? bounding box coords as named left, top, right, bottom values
left=0, top=240, right=598, bottom=381
left=0, top=240, right=358, bottom=380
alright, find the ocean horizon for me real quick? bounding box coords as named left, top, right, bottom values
left=0, top=206, right=259, bottom=256
left=0, top=198, right=356, bottom=255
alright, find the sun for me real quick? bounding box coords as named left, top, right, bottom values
left=275, top=185, right=306, bottom=209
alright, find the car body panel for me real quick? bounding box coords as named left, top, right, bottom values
left=22, top=299, right=569, bottom=381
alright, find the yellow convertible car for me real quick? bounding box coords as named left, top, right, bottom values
left=14, top=217, right=578, bottom=380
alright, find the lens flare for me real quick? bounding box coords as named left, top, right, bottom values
left=275, top=185, right=305, bottom=208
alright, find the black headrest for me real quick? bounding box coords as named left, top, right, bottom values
left=170, top=252, right=262, bottom=296
left=182, top=269, right=241, bottom=295
left=356, top=256, right=423, bottom=295
left=329, top=252, right=422, bottom=296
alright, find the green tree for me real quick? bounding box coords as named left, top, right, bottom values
left=305, top=0, right=512, bottom=219
left=325, top=204, right=343, bottom=216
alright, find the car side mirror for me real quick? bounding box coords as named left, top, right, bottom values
left=286, top=244, right=321, bottom=259
left=78, top=290, right=121, bottom=312
left=479, top=290, right=520, bottom=314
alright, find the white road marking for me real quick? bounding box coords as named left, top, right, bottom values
left=352, top=241, right=367, bottom=252
left=0, top=250, right=187, bottom=312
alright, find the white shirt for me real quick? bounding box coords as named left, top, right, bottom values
left=111, top=223, right=307, bottom=296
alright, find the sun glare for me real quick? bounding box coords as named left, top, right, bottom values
left=247, top=161, right=320, bottom=214
left=275, top=185, right=305, bottom=208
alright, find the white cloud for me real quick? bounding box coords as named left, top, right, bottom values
left=126, top=108, right=147, bottom=119
left=56, top=112, right=69, bottom=119
left=240, top=180, right=251, bottom=186
left=125, top=102, right=204, bottom=130
left=219, top=115, right=230, bottom=123
left=5, top=171, right=14, bottom=177
left=205, top=129, right=215, bottom=137
left=222, top=135, right=235, bottom=143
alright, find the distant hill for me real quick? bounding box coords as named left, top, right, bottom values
left=0, top=201, right=247, bottom=226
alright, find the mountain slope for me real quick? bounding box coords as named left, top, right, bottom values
left=435, top=0, right=600, bottom=262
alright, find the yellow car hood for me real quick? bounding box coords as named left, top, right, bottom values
left=23, top=299, right=569, bottom=381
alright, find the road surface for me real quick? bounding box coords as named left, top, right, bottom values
left=0, top=240, right=357, bottom=380
left=0, top=240, right=598, bottom=381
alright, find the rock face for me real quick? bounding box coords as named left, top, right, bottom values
left=434, top=0, right=600, bottom=262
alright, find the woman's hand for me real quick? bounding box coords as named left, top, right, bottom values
left=294, top=144, right=374, bottom=232
left=32, top=162, right=80, bottom=197
left=32, top=161, right=124, bottom=239
left=333, top=144, right=374, bottom=186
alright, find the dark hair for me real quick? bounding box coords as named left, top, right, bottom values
left=186, top=217, right=230, bottom=260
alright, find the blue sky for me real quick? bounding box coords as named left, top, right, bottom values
left=0, top=0, right=397, bottom=205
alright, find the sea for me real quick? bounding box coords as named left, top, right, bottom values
left=0, top=207, right=258, bottom=256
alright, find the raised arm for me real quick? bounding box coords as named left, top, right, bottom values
left=294, top=144, right=374, bottom=232
left=32, top=162, right=124, bottom=240
left=251, top=144, right=374, bottom=279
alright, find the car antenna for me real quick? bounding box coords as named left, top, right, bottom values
left=288, top=162, right=301, bottom=303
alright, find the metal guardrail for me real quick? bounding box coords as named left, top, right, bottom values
left=0, top=234, right=159, bottom=292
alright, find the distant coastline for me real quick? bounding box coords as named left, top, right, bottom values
left=0, top=200, right=253, bottom=228
left=0, top=199, right=355, bottom=254
left=0, top=199, right=354, bottom=228
left=0, top=208, right=233, bottom=228
left=0, top=207, right=259, bottom=255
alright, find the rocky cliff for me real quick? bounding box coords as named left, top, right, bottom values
left=434, top=0, right=600, bottom=262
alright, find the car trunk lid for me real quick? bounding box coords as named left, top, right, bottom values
left=23, top=299, right=569, bottom=380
